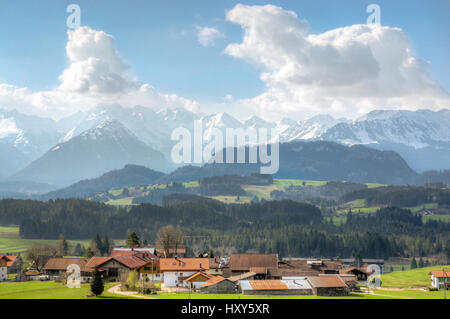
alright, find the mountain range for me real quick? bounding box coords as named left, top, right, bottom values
left=0, top=104, right=449, bottom=192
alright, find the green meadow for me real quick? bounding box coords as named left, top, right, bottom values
left=0, top=281, right=133, bottom=299
left=0, top=226, right=90, bottom=254
left=380, top=265, right=450, bottom=288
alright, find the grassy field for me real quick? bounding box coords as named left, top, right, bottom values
left=0, top=281, right=133, bottom=299
left=106, top=197, right=134, bottom=206
left=149, top=292, right=390, bottom=299
left=381, top=265, right=450, bottom=288
left=209, top=196, right=252, bottom=204
left=0, top=226, right=91, bottom=254
left=371, top=288, right=448, bottom=299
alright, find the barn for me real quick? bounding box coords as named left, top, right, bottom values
left=200, top=276, right=237, bottom=294
left=307, top=276, right=349, bottom=296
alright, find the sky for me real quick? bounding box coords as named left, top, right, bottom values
left=0, top=0, right=449, bottom=121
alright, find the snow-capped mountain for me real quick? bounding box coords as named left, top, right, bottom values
left=277, top=114, right=341, bottom=142
left=11, top=120, right=172, bottom=187
left=1, top=105, right=450, bottom=186
left=0, top=109, right=66, bottom=177
left=321, top=109, right=450, bottom=148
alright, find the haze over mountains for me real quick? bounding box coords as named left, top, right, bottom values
left=0, top=104, right=449, bottom=193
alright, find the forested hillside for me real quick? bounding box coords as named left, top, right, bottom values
left=0, top=198, right=448, bottom=259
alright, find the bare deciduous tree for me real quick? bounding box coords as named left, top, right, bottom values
left=156, top=225, right=184, bottom=257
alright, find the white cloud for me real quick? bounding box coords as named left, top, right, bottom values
left=224, top=4, right=450, bottom=120
left=196, top=26, right=224, bottom=47
left=0, top=27, right=199, bottom=119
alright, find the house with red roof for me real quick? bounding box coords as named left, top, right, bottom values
left=430, top=270, right=450, bottom=290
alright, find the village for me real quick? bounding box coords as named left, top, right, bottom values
left=1, top=242, right=449, bottom=298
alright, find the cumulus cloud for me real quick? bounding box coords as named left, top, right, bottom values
left=224, top=4, right=450, bottom=120
left=196, top=26, right=224, bottom=46
left=0, top=27, right=199, bottom=118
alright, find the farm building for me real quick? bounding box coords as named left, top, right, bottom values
left=240, top=279, right=313, bottom=295
left=228, top=271, right=256, bottom=283
left=85, top=253, right=160, bottom=281
left=429, top=270, right=450, bottom=290
left=43, top=258, right=95, bottom=282
left=341, top=258, right=385, bottom=273
left=340, top=267, right=368, bottom=281
left=320, top=274, right=359, bottom=291
left=279, top=259, right=342, bottom=277
left=307, top=275, right=349, bottom=296
left=200, top=276, right=237, bottom=294
left=227, top=254, right=279, bottom=279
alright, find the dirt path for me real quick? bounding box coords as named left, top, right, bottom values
left=107, top=284, right=156, bottom=299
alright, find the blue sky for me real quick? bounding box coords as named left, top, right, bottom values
left=0, top=0, right=449, bottom=119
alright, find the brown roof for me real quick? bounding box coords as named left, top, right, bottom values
left=340, top=267, right=368, bottom=275
left=43, top=258, right=92, bottom=272
left=186, top=272, right=212, bottom=282
left=430, top=270, right=450, bottom=278
left=280, top=260, right=342, bottom=272
left=85, top=257, right=112, bottom=268
left=202, top=276, right=228, bottom=287
left=0, top=255, right=18, bottom=267
left=249, top=280, right=288, bottom=290
left=160, top=258, right=211, bottom=271
left=228, top=271, right=256, bottom=282
left=250, top=267, right=267, bottom=274
left=307, top=276, right=348, bottom=288
left=85, top=253, right=157, bottom=270
left=230, top=254, right=278, bottom=271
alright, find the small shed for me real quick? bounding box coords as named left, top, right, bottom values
left=240, top=279, right=312, bottom=295
left=307, top=276, right=349, bottom=296
left=200, top=276, right=237, bottom=294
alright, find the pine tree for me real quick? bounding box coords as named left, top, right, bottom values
left=126, top=231, right=141, bottom=248
left=90, top=269, right=104, bottom=296
left=102, top=236, right=111, bottom=256
left=410, top=257, right=418, bottom=269
left=419, top=257, right=424, bottom=268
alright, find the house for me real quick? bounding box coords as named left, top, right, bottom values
left=4, top=255, right=22, bottom=274
left=279, top=259, right=342, bottom=277
left=0, top=255, right=8, bottom=281
left=86, top=253, right=160, bottom=281
left=429, top=270, right=450, bottom=290
left=227, top=254, right=279, bottom=279
left=0, top=255, right=22, bottom=281
left=159, top=258, right=211, bottom=288
left=43, top=258, right=95, bottom=282
left=307, top=275, right=349, bottom=296
left=340, top=267, right=368, bottom=281
left=200, top=276, right=237, bottom=294
left=240, top=279, right=313, bottom=295
left=185, top=271, right=212, bottom=289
